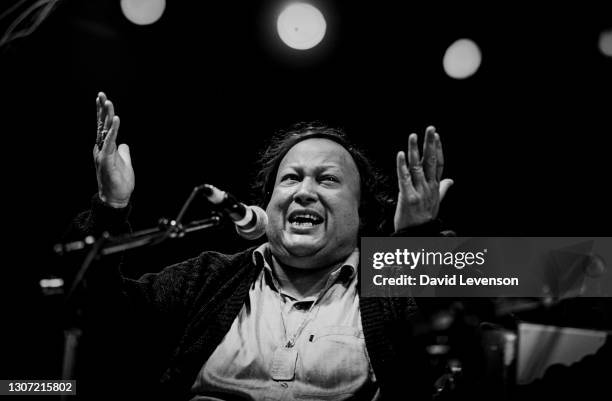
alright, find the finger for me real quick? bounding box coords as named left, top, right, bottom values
left=102, top=115, right=120, bottom=154
left=104, top=99, right=115, bottom=131
left=407, top=133, right=426, bottom=188
left=435, top=132, right=445, bottom=181
left=96, top=94, right=106, bottom=147
left=407, top=133, right=420, bottom=168
left=100, top=99, right=115, bottom=150
left=396, top=151, right=416, bottom=195
left=97, top=92, right=107, bottom=129
left=439, top=178, right=454, bottom=200
left=118, top=143, right=132, bottom=167
left=422, top=126, right=437, bottom=183
left=96, top=97, right=102, bottom=146
left=96, top=97, right=102, bottom=128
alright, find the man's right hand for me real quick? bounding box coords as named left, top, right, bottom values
left=94, top=92, right=134, bottom=208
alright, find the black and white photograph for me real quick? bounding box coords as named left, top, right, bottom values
left=2, top=1, right=611, bottom=400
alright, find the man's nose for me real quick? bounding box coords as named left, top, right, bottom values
left=293, top=178, right=318, bottom=204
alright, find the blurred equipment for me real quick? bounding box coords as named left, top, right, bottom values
left=516, top=323, right=608, bottom=385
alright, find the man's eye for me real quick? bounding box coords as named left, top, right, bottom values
left=320, top=175, right=339, bottom=183
left=281, top=174, right=300, bottom=182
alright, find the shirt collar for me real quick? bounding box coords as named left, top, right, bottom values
left=252, top=243, right=359, bottom=287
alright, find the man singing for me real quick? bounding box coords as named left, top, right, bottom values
left=77, top=92, right=453, bottom=400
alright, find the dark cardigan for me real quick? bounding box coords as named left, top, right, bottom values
left=74, top=196, right=444, bottom=400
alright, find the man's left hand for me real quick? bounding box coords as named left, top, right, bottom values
left=394, top=125, right=453, bottom=231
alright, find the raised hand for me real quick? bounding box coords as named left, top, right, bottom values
left=394, top=126, right=453, bottom=230
left=93, top=92, right=134, bottom=208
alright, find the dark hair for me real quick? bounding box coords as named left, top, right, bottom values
left=252, top=122, right=393, bottom=236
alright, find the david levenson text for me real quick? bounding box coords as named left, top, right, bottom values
left=372, top=274, right=519, bottom=286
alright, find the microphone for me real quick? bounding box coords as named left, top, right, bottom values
left=201, top=184, right=268, bottom=240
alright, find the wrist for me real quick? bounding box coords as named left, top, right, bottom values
left=98, top=192, right=130, bottom=209
left=394, top=214, right=434, bottom=232
left=392, top=218, right=443, bottom=237
left=90, top=193, right=132, bottom=236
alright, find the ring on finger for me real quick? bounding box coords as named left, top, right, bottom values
left=409, top=164, right=423, bottom=172
left=97, top=129, right=109, bottom=148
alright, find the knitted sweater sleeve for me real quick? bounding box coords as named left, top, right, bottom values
left=68, top=195, right=220, bottom=345
left=67, top=196, right=247, bottom=397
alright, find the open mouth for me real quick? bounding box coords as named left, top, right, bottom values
left=287, top=210, right=324, bottom=228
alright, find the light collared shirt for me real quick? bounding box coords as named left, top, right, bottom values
left=190, top=243, right=379, bottom=401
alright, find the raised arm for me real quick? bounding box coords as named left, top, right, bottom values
left=394, top=125, right=453, bottom=231
left=94, top=92, right=135, bottom=208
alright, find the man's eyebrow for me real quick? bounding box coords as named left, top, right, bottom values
left=317, top=164, right=341, bottom=170
left=282, top=163, right=341, bottom=171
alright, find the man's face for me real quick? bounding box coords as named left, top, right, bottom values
left=266, top=138, right=361, bottom=269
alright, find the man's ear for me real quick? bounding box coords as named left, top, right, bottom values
left=357, top=203, right=368, bottom=235
left=262, top=191, right=272, bottom=208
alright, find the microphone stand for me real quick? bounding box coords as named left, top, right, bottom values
left=52, top=185, right=223, bottom=391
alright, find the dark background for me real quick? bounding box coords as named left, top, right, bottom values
left=1, top=0, right=611, bottom=384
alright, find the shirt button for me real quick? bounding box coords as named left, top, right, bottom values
left=280, top=382, right=288, bottom=388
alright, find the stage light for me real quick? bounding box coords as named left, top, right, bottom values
left=277, top=3, right=326, bottom=50
left=120, top=0, right=166, bottom=26
left=443, top=38, right=482, bottom=79
left=599, top=29, right=612, bottom=57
